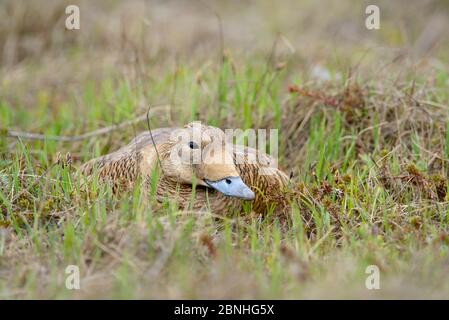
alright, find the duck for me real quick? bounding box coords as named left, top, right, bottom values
left=80, top=122, right=289, bottom=214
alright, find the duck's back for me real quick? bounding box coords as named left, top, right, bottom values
left=79, top=128, right=177, bottom=191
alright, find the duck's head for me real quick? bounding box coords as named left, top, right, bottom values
left=159, top=122, right=255, bottom=200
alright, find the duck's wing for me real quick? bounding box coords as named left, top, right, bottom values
left=79, top=128, right=178, bottom=190
left=232, top=145, right=290, bottom=213
left=233, top=145, right=289, bottom=199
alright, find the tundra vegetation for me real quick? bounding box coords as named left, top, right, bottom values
left=1, top=0, right=449, bottom=298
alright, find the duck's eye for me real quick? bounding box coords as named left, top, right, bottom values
left=188, top=141, right=199, bottom=149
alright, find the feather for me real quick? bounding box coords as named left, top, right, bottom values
left=79, top=125, right=290, bottom=214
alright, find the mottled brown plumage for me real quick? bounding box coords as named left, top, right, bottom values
left=80, top=122, right=289, bottom=214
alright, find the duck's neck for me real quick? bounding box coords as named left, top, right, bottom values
left=153, top=175, right=241, bottom=213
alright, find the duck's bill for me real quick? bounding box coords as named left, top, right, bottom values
left=205, top=176, right=255, bottom=200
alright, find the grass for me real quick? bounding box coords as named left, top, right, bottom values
left=1, top=0, right=449, bottom=299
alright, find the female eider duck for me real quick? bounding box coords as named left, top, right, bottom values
left=80, top=122, right=289, bottom=214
